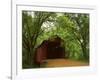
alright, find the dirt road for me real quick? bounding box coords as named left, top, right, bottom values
left=43, top=59, right=89, bottom=67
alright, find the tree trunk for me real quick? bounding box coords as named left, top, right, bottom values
left=81, top=43, right=88, bottom=60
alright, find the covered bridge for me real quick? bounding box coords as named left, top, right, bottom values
left=34, top=36, right=65, bottom=65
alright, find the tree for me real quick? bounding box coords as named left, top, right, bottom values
left=22, top=11, right=55, bottom=68
left=65, top=13, right=89, bottom=60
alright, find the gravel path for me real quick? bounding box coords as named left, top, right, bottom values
left=43, top=59, right=89, bottom=67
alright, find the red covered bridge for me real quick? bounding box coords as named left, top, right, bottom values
left=34, top=36, right=65, bottom=66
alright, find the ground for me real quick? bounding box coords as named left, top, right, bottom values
left=42, top=59, right=89, bottom=68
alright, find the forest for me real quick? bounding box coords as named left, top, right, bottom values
left=22, top=11, right=89, bottom=69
